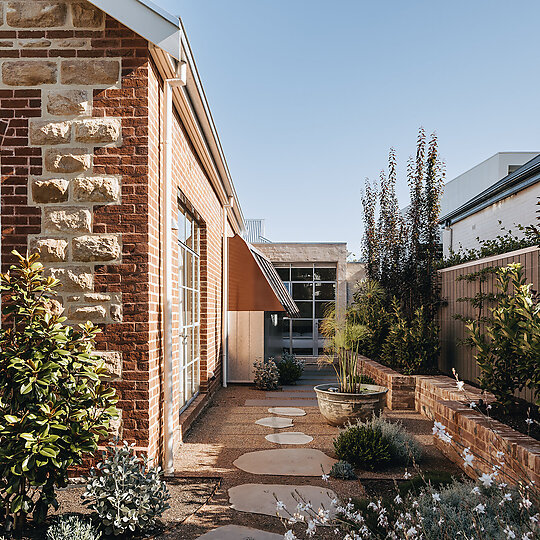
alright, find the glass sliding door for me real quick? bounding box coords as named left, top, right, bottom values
left=277, top=263, right=337, bottom=356
left=177, top=206, right=201, bottom=411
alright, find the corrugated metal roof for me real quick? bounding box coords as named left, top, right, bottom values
left=440, top=154, right=540, bottom=225
left=248, top=243, right=300, bottom=318
left=244, top=219, right=272, bottom=244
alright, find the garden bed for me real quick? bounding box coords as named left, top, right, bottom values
left=10, top=478, right=221, bottom=539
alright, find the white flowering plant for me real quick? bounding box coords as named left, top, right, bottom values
left=275, top=372, right=539, bottom=539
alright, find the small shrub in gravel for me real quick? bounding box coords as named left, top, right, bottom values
left=47, top=515, right=101, bottom=540
left=276, top=353, right=304, bottom=385
left=367, top=415, right=422, bottom=465
left=330, top=460, right=357, bottom=480
left=253, top=357, right=280, bottom=390
left=333, top=425, right=391, bottom=470
left=83, top=441, right=170, bottom=536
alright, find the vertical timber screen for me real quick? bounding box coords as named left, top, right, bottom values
left=438, top=246, right=539, bottom=404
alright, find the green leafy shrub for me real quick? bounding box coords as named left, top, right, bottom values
left=0, top=252, right=118, bottom=530
left=329, top=460, right=357, bottom=480
left=47, top=515, right=101, bottom=540
left=253, top=357, right=280, bottom=390
left=349, top=279, right=390, bottom=359
left=380, top=299, right=439, bottom=374
left=467, top=263, right=540, bottom=411
left=333, top=425, right=391, bottom=470
left=276, top=353, right=304, bottom=385
left=83, top=441, right=170, bottom=536
left=368, top=415, right=422, bottom=465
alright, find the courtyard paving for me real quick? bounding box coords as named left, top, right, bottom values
left=162, top=365, right=459, bottom=539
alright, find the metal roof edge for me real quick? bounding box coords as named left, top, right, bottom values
left=87, top=0, right=182, bottom=59
left=440, top=154, right=540, bottom=225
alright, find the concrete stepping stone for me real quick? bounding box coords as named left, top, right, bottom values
left=265, top=432, right=313, bottom=445
left=229, top=483, right=337, bottom=522
left=196, top=525, right=283, bottom=539
left=255, top=416, right=294, bottom=428
left=268, top=406, right=306, bottom=416
left=233, top=448, right=336, bottom=476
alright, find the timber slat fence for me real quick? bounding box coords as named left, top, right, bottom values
left=438, top=246, right=539, bottom=404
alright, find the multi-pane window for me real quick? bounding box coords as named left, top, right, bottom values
left=276, top=263, right=337, bottom=356
left=177, top=207, right=201, bottom=411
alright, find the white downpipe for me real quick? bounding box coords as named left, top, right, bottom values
left=222, top=197, right=233, bottom=388
left=162, top=67, right=186, bottom=475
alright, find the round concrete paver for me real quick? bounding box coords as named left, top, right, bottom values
left=255, top=416, right=294, bottom=428
left=229, top=483, right=337, bottom=523
left=268, top=406, right=306, bottom=417
left=233, top=448, right=336, bottom=476
left=196, top=525, right=283, bottom=539
left=265, top=431, right=313, bottom=445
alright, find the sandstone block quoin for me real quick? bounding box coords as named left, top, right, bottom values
left=30, top=120, right=72, bottom=145
left=96, top=351, right=122, bottom=379
left=72, top=235, right=121, bottom=262
left=46, top=266, right=93, bottom=292
left=73, top=176, right=120, bottom=203
left=44, top=148, right=91, bottom=173
left=47, top=89, right=89, bottom=116
left=61, top=59, right=120, bottom=85
left=44, top=207, right=91, bottom=233
left=32, top=178, right=69, bottom=203
left=30, top=237, right=68, bottom=262
left=2, top=60, right=57, bottom=86
left=71, top=2, right=104, bottom=28
left=68, top=304, right=107, bottom=321
left=6, top=2, right=68, bottom=28
left=75, top=118, right=121, bottom=144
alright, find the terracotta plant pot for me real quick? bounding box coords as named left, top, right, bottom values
left=314, top=383, right=388, bottom=426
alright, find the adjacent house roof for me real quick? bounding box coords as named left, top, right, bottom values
left=87, top=0, right=245, bottom=234
left=440, top=154, right=540, bottom=226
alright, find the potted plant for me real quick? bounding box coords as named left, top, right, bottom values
left=314, top=306, right=388, bottom=426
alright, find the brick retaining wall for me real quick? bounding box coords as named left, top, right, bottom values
left=362, top=357, right=540, bottom=485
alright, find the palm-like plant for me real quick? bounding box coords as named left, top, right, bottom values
left=319, top=304, right=370, bottom=393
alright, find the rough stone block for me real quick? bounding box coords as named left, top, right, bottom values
left=30, top=120, right=72, bottom=145
left=47, top=89, right=89, bottom=116
left=43, top=207, right=91, bottom=233
left=73, top=176, right=120, bottom=203
left=45, top=266, right=93, bottom=292
left=96, top=351, right=122, bottom=379
left=44, top=148, right=91, bottom=173
left=74, top=118, right=121, bottom=144
left=61, top=59, right=120, bottom=85
left=2, top=60, right=57, bottom=86
left=20, top=38, right=51, bottom=48
left=32, top=178, right=69, bottom=203
left=72, top=234, right=121, bottom=262
left=68, top=304, right=107, bottom=321
left=29, top=237, right=68, bottom=262
left=6, top=2, right=67, bottom=28
left=110, top=303, right=122, bottom=322
left=43, top=298, right=64, bottom=317
left=84, top=293, right=111, bottom=302
left=71, top=3, right=104, bottom=28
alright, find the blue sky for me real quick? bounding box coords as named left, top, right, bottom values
left=160, top=0, right=540, bottom=256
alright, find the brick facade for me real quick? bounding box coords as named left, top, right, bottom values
left=0, top=0, right=227, bottom=465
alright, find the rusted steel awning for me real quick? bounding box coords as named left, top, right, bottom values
left=229, top=235, right=299, bottom=316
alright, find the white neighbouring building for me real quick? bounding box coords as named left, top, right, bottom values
left=440, top=152, right=540, bottom=256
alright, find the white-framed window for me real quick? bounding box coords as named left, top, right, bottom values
left=177, top=206, right=201, bottom=411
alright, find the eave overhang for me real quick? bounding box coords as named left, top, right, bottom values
left=440, top=154, right=540, bottom=226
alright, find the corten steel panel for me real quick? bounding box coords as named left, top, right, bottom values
left=229, top=235, right=293, bottom=313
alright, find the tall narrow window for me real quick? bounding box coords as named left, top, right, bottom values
left=177, top=206, right=201, bottom=410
